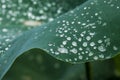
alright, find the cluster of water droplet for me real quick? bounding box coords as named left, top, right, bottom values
left=0, top=0, right=82, bottom=26
left=47, top=0, right=119, bottom=63
left=0, top=0, right=119, bottom=64
left=0, top=0, right=83, bottom=65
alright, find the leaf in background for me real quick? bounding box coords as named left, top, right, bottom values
left=114, top=53, right=120, bottom=77
left=3, top=49, right=86, bottom=80
left=0, top=0, right=120, bottom=79
left=91, top=60, right=115, bottom=80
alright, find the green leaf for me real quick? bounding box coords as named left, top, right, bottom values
left=0, top=0, right=120, bottom=79
left=0, top=0, right=86, bottom=79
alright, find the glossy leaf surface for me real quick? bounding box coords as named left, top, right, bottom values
left=0, top=0, right=120, bottom=79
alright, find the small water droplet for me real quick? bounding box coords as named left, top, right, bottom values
left=2, top=28, right=8, bottom=32
left=72, top=41, right=77, bottom=46
left=58, top=47, right=68, bottom=53
left=86, top=36, right=91, bottom=41
left=89, top=52, right=94, bottom=56
left=98, top=45, right=106, bottom=52
left=90, top=42, right=95, bottom=46
left=62, top=41, right=67, bottom=45
left=98, top=40, right=103, bottom=43
left=83, top=42, right=88, bottom=47
left=78, top=55, right=83, bottom=59
left=113, top=46, right=118, bottom=51
left=67, top=37, right=71, bottom=41
left=93, top=56, right=98, bottom=60
left=70, top=48, right=78, bottom=54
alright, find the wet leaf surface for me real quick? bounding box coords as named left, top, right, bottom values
left=0, top=0, right=120, bottom=79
